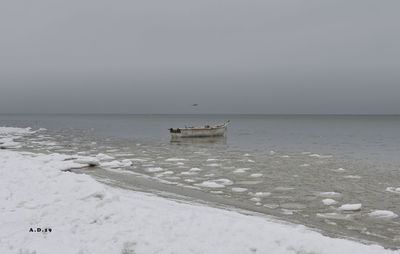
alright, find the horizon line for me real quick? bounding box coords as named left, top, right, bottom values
left=1, top=113, right=400, bottom=116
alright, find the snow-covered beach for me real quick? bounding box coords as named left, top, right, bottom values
left=0, top=127, right=398, bottom=253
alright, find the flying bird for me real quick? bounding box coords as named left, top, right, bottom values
left=192, top=104, right=198, bottom=107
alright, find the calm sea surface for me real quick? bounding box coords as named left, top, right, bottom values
left=1, top=114, right=400, bottom=248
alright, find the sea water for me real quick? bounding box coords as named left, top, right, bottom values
left=1, top=114, right=400, bottom=248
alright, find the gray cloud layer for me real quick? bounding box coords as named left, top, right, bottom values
left=1, top=0, right=399, bottom=114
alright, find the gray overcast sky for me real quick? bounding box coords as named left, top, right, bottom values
left=0, top=0, right=399, bottom=114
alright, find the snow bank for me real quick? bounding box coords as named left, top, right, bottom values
left=0, top=127, right=35, bottom=149
left=0, top=127, right=397, bottom=254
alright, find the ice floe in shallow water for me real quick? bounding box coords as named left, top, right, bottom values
left=131, top=158, right=148, bottom=162
left=206, top=158, right=218, bottom=161
left=189, top=167, right=201, bottom=172
left=233, top=168, right=250, bottom=173
left=368, top=210, right=398, bottom=219
left=269, top=150, right=275, bottom=155
left=206, top=163, right=220, bottom=167
left=338, top=203, right=362, bottom=211
left=156, top=171, right=174, bottom=177
left=344, top=175, right=362, bottom=179
left=180, top=171, right=197, bottom=175
left=318, top=192, right=342, bottom=198
left=300, top=163, right=310, bottom=167
left=280, top=203, right=307, bottom=209
left=322, top=199, right=337, bottom=206
left=96, top=153, right=114, bottom=161
left=196, top=181, right=225, bottom=188
left=101, top=160, right=132, bottom=168
left=264, top=204, right=279, bottom=209
left=214, top=179, right=233, bottom=185
left=236, top=180, right=263, bottom=185
left=281, top=209, right=295, bottom=215
left=232, top=187, right=248, bottom=193
left=251, top=192, right=271, bottom=197
left=74, top=157, right=100, bottom=166
left=309, top=154, right=333, bottom=158
left=275, top=187, right=295, bottom=191
left=250, top=173, right=263, bottom=178
left=385, top=187, right=400, bottom=194
left=146, top=167, right=164, bottom=172
left=317, top=213, right=355, bottom=220
left=165, top=158, right=186, bottom=161
left=250, top=197, right=261, bottom=202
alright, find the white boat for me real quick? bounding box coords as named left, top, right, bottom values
left=169, top=121, right=230, bottom=138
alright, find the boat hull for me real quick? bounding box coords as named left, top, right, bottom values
left=170, top=126, right=227, bottom=138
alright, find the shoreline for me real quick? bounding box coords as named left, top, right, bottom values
left=0, top=127, right=398, bottom=253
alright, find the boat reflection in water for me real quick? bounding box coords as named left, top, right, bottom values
left=170, top=135, right=227, bottom=145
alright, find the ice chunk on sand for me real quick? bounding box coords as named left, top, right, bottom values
left=269, top=150, right=275, bottom=155
left=232, top=187, right=248, bottom=193
left=338, top=203, right=362, bottom=211
left=368, top=210, right=398, bottom=219
left=196, top=181, right=225, bottom=188
left=322, top=199, right=337, bottom=206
